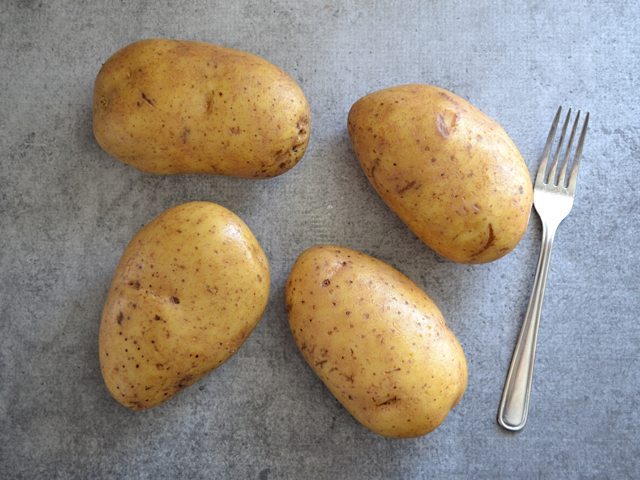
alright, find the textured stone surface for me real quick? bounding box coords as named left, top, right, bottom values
left=1, top=1, right=639, bottom=478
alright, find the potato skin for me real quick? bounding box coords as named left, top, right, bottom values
left=99, top=202, right=269, bottom=410
left=348, top=84, right=532, bottom=263
left=93, top=39, right=310, bottom=177
left=285, top=245, right=467, bottom=438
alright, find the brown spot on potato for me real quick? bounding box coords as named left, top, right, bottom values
left=116, top=312, right=124, bottom=325
left=129, top=280, right=141, bottom=290
left=140, top=92, right=155, bottom=106
left=322, top=279, right=331, bottom=287
left=176, top=375, right=193, bottom=389
left=396, top=180, right=418, bottom=195
left=436, top=110, right=458, bottom=138
left=296, top=115, right=309, bottom=136
left=128, top=401, right=144, bottom=410
left=471, top=223, right=496, bottom=258
left=369, top=157, right=381, bottom=182
left=377, top=396, right=399, bottom=407
left=181, top=128, right=190, bottom=144
left=170, top=296, right=180, bottom=304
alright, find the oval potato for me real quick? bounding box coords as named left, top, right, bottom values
left=99, top=202, right=269, bottom=410
left=93, top=39, right=310, bottom=177
left=285, top=245, right=467, bottom=438
left=348, top=84, right=532, bottom=263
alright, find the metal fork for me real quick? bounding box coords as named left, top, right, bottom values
left=497, top=107, right=590, bottom=432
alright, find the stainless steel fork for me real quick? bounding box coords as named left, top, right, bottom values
left=497, top=107, right=589, bottom=432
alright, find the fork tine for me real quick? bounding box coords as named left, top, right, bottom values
left=547, top=108, right=571, bottom=185
left=557, top=111, right=581, bottom=187
left=568, top=112, right=589, bottom=194
left=536, top=106, right=562, bottom=186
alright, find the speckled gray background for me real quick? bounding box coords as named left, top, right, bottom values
left=1, top=0, right=639, bottom=478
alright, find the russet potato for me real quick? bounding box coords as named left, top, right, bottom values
left=93, top=39, right=310, bottom=177
left=348, top=84, right=532, bottom=263
left=285, top=245, right=467, bottom=438
left=99, top=202, right=269, bottom=410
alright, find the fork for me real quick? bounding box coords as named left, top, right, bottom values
left=497, top=106, right=590, bottom=432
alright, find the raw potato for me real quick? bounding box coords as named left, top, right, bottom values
left=348, top=84, right=533, bottom=263
left=93, top=39, right=310, bottom=177
left=99, top=202, right=269, bottom=410
left=285, top=245, right=467, bottom=438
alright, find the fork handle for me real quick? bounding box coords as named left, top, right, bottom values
left=498, top=223, right=556, bottom=431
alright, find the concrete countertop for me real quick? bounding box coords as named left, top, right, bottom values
left=1, top=1, right=639, bottom=478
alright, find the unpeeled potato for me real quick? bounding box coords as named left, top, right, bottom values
left=93, top=39, right=310, bottom=177
left=286, top=245, right=467, bottom=438
left=99, top=202, right=269, bottom=410
left=348, top=84, right=532, bottom=263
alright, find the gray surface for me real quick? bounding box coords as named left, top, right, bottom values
left=1, top=0, right=639, bottom=478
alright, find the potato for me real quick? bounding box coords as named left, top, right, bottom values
left=93, top=39, right=310, bottom=177
left=285, top=245, right=467, bottom=438
left=348, top=84, right=532, bottom=263
left=99, top=201, right=269, bottom=410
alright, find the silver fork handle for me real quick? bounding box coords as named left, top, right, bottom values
left=498, top=223, right=557, bottom=431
